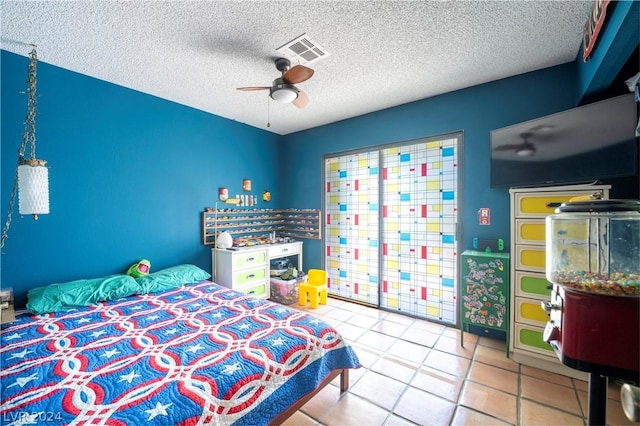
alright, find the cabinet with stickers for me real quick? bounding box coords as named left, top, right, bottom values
left=460, top=250, right=510, bottom=355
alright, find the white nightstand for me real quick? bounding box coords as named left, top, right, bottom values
left=1, top=287, right=16, bottom=324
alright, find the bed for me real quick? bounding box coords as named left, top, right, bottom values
left=0, top=266, right=360, bottom=425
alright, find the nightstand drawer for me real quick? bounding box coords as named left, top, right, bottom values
left=239, top=282, right=268, bottom=298
left=234, top=251, right=267, bottom=269
left=268, top=242, right=301, bottom=258
left=234, top=267, right=267, bottom=285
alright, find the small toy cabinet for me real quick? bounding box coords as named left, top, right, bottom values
left=213, top=241, right=303, bottom=299
left=202, top=209, right=321, bottom=245
left=460, top=250, right=510, bottom=355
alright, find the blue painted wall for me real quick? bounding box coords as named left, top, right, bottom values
left=576, top=1, right=639, bottom=100
left=281, top=1, right=639, bottom=272
left=1, top=51, right=281, bottom=307
left=2, top=3, right=636, bottom=308
left=279, top=64, right=580, bottom=270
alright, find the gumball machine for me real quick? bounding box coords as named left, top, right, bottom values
left=543, top=199, right=640, bottom=425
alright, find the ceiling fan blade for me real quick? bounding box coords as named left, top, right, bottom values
left=292, top=88, right=309, bottom=108
left=237, top=86, right=270, bottom=91
left=283, top=65, right=314, bottom=84
left=494, top=144, right=523, bottom=151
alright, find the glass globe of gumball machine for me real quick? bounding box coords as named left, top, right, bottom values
left=543, top=198, right=640, bottom=425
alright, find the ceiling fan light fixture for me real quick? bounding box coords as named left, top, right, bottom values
left=270, top=85, right=298, bottom=103
left=516, top=146, right=536, bottom=157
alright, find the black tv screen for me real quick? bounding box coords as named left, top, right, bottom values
left=490, top=94, right=639, bottom=188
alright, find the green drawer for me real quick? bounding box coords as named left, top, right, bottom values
left=242, top=282, right=267, bottom=298
left=234, top=251, right=267, bottom=269
left=516, top=325, right=555, bottom=354
left=516, top=271, right=552, bottom=298
left=235, top=267, right=266, bottom=285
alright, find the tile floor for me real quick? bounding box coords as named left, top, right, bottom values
left=283, top=296, right=637, bottom=426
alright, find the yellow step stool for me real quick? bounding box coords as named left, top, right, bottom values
left=298, top=269, right=328, bottom=309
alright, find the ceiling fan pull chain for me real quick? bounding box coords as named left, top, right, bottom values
left=267, top=95, right=271, bottom=128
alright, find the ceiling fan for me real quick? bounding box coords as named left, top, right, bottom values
left=237, top=58, right=314, bottom=108
left=494, top=132, right=537, bottom=157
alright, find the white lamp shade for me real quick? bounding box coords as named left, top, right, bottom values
left=18, top=163, right=49, bottom=215
left=271, top=87, right=298, bottom=103
left=216, top=231, right=233, bottom=249
left=516, top=147, right=535, bottom=157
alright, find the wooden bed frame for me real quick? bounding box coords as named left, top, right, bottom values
left=268, top=368, right=350, bottom=425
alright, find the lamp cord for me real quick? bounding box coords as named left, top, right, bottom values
left=1, top=45, right=39, bottom=250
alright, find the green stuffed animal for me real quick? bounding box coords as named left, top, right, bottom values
left=126, top=259, right=151, bottom=278
left=280, top=267, right=298, bottom=280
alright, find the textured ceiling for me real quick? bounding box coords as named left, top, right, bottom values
left=1, top=1, right=593, bottom=135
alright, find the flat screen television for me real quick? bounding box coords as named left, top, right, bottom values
left=490, top=94, right=638, bottom=188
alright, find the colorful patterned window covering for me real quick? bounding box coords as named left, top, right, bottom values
left=323, top=134, right=460, bottom=324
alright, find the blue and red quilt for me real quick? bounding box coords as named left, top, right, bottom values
left=0, top=281, right=360, bottom=425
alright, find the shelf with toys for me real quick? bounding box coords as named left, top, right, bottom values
left=202, top=207, right=321, bottom=246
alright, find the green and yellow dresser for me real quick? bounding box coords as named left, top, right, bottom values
left=509, top=184, right=609, bottom=379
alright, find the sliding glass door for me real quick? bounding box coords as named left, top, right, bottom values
left=323, top=133, right=461, bottom=325
left=323, top=150, right=380, bottom=305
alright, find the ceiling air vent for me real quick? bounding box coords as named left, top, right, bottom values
left=276, top=33, right=330, bottom=65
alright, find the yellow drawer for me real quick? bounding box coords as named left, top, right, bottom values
left=514, top=190, right=599, bottom=218
left=240, top=282, right=268, bottom=298
left=515, top=271, right=551, bottom=299
left=234, top=267, right=267, bottom=285
left=515, top=297, right=548, bottom=326
left=234, top=251, right=267, bottom=269
left=513, top=323, right=556, bottom=357
left=515, top=220, right=545, bottom=244
left=515, top=245, right=546, bottom=272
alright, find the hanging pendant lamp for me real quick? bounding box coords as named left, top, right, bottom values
left=18, top=158, right=49, bottom=218
left=0, top=45, right=49, bottom=249
left=17, top=45, right=49, bottom=220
